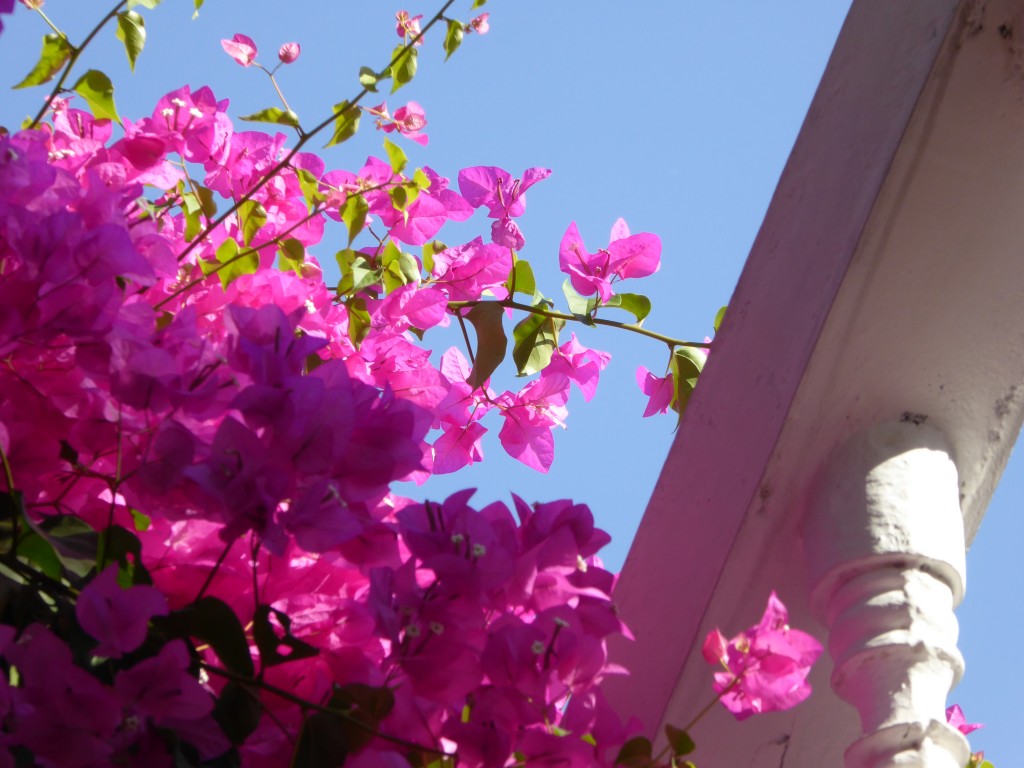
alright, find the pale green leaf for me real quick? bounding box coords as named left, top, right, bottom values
left=339, top=194, right=369, bottom=246
left=381, top=240, right=419, bottom=292
left=14, top=34, right=72, bottom=90
left=127, top=0, right=162, bottom=8
left=383, top=138, right=407, bottom=174
left=277, top=238, right=305, bottom=275
left=669, top=346, right=706, bottom=424
left=237, top=200, right=267, bottom=246
left=345, top=296, right=372, bottom=347
left=507, top=259, right=537, bottom=297
left=389, top=45, right=418, bottom=93
left=562, top=278, right=597, bottom=318
left=212, top=237, right=258, bottom=289
left=296, top=168, right=323, bottom=212
left=336, top=248, right=380, bottom=297
left=325, top=100, right=360, bottom=147
left=602, top=292, right=651, bottom=324
left=116, top=11, right=146, bottom=72
left=412, top=167, right=431, bottom=189
left=444, top=19, right=464, bottom=61
left=72, top=69, right=120, bottom=123
left=512, top=310, right=563, bottom=376
left=714, top=304, right=727, bottom=333
left=358, top=66, right=381, bottom=92
left=239, top=106, right=300, bottom=128
left=422, top=239, right=446, bottom=275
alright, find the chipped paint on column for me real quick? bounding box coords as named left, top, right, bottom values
left=805, top=422, right=970, bottom=768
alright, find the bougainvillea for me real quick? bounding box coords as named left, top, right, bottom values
left=0, top=2, right=832, bottom=767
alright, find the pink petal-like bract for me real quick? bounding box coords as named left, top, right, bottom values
left=703, top=592, right=822, bottom=720
left=220, top=33, right=257, bottom=67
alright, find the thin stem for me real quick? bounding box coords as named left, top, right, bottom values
left=193, top=538, right=235, bottom=602
left=156, top=203, right=326, bottom=310
left=27, top=1, right=128, bottom=130
left=175, top=0, right=458, bottom=266
left=0, top=443, right=15, bottom=496
left=456, top=314, right=476, bottom=367
left=681, top=675, right=742, bottom=734
left=0, top=443, right=18, bottom=560
left=200, top=662, right=451, bottom=758
left=450, top=299, right=712, bottom=350
left=34, top=6, right=64, bottom=37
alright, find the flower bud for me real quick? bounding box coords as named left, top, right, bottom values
left=278, top=42, right=300, bottom=64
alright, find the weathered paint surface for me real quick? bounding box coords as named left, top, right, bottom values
left=604, top=0, right=1024, bottom=764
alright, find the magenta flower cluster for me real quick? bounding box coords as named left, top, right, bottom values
left=0, top=5, right=828, bottom=765
left=0, top=80, right=640, bottom=763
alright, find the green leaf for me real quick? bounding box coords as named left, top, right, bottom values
left=297, top=168, right=324, bottom=211
left=512, top=309, right=563, bottom=376
left=192, top=0, right=204, bottom=18
left=358, top=66, right=381, bottom=92
left=157, top=597, right=255, bottom=678
left=212, top=237, right=259, bottom=289
left=34, top=514, right=97, bottom=577
left=615, top=736, right=653, bottom=768
left=471, top=0, right=487, bottom=8
left=239, top=106, right=300, bottom=128
left=344, top=296, right=372, bottom=347
left=292, top=712, right=349, bottom=768
left=664, top=725, right=696, bottom=757
left=96, top=525, right=152, bottom=586
left=714, top=304, right=727, bottom=333
left=390, top=186, right=408, bottom=213
left=389, top=45, right=418, bottom=93
left=237, top=200, right=267, bottom=247
left=252, top=605, right=320, bottom=668
left=669, top=346, right=706, bottom=424
left=326, top=684, right=396, bottom=753
left=14, top=34, right=72, bottom=90
left=464, top=303, right=507, bottom=387
left=562, top=279, right=597, bottom=318
left=422, top=240, right=446, bottom=275
left=72, top=69, right=120, bottom=123
left=277, top=238, right=305, bottom=275
left=507, top=259, right=536, bottom=297
left=602, top=293, right=651, bottom=324
left=325, top=100, right=360, bottom=147
left=127, top=0, right=162, bottom=8
left=412, top=167, right=431, bottom=190
left=130, top=508, right=151, bottom=532
left=383, top=138, right=407, bottom=174
left=180, top=183, right=217, bottom=241
left=213, top=681, right=262, bottom=746
left=115, top=11, right=146, bottom=72
left=336, top=248, right=380, bottom=297
left=381, top=241, right=419, bottom=293
left=339, top=194, right=369, bottom=246
left=444, top=19, right=464, bottom=61
left=16, top=532, right=62, bottom=580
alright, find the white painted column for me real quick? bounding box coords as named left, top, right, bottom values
left=805, top=422, right=970, bottom=768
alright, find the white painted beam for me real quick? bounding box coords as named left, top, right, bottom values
left=605, top=0, right=1024, bottom=764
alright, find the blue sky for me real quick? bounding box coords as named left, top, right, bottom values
left=1, top=1, right=1017, bottom=763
